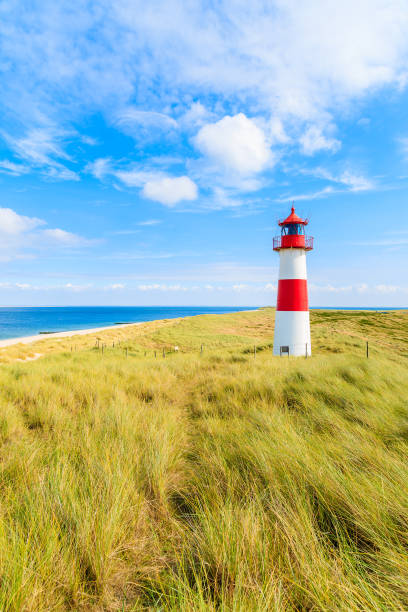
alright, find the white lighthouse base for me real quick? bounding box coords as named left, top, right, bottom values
left=273, top=311, right=311, bottom=356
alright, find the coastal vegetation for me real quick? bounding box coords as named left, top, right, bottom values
left=0, top=308, right=407, bottom=610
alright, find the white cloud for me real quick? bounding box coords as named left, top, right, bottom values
left=106, top=283, right=125, bottom=290
left=114, top=169, right=155, bottom=188
left=115, top=107, right=178, bottom=133
left=268, top=117, right=290, bottom=145
left=375, top=284, right=408, bottom=294
left=64, top=283, right=93, bottom=292
left=0, top=207, right=90, bottom=259
left=232, top=284, right=249, bottom=292
left=138, top=283, right=188, bottom=291
left=138, top=284, right=161, bottom=291
left=42, top=228, right=85, bottom=246
left=43, top=166, right=79, bottom=181
left=2, top=127, right=78, bottom=181
left=110, top=229, right=140, bottom=235
left=278, top=166, right=374, bottom=202
left=263, top=283, right=277, bottom=292
left=310, top=284, right=353, bottom=293
left=104, top=163, right=260, bottom=212
left=86, top=157, right=112, bottom=180
left=137, top=219, right=161, bottom=226
left=310, top=167, right=374, bottom=191
left=0, top=282, right=31, bottom=290
left=299, top=126, right=341, bottom=155
left=81, top=135, right=98, bottom=146
left=4, top=127, right=69, bottom=165
left=195, top=113, right=271, bottom=174
left=336, top=171, right=373, bottom=191
left=375, top=284, right=398, bottom=293
left=277, top=186, right=335, bottom=202
left=181, top=102, right=211, bottom=127
left=86, top=159, right=171, bottom=195
left=136, top=282, right=275, bottom=293
left=0, top=208, right=44, bottom=235
left=0, top=160, right=29, bottom=176
left=208, top=188, right=244, bottom=210
left=399, top=137, right=408, bottom=159
left=357, top=117, right=371, bottom=127
left=309, top=283, right=408, bottom=294
left=142, top=176, right=198, bottom=206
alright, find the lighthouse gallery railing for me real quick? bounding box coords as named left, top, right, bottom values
left=273, top=235, right=314, bottom=250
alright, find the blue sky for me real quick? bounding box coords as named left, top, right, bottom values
left=0, top=0, right=408, bottom=307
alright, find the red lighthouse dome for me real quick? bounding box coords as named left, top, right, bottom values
left=273, top=207, right=313, bottom=251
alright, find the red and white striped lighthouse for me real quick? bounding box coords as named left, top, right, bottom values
left=272, top=206, right=313, bottom=356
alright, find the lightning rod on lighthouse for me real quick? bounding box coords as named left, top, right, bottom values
left=272, top=206, right=313, bottom=356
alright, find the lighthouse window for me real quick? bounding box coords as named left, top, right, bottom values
left=282, top=224, right=304, bottom=235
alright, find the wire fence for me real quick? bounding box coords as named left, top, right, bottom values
left=82, top=337, right=407, bottom=360
left=28, top=321, right=400, bottom=363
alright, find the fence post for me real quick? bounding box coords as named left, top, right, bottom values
left=200, top=344, right=203, bottom=354
left=366, top=341, right=369, bottom=358
left=163, top=348, right=165, bottom=358
left=305, top=343, right=308, bottom=358
left=154, top=351, right=156, bottom=358
left=126, top=347, right=128, bottom=358
left=254, top=345, right=256, bottom=359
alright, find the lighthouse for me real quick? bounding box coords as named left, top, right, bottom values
left=272, top=206, right=313, bottom=356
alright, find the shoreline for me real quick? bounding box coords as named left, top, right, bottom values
left=0, top=322, right=141, bottom=349
left=0, top=308, right=261, bottom=349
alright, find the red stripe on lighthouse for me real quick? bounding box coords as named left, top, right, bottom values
left=276, top=279, right=308, bottom=311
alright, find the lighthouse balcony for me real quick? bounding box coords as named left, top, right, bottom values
left=273, top=235, right=314, bottom=251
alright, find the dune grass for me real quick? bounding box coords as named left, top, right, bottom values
left=0, top=308, right=407, bottom=610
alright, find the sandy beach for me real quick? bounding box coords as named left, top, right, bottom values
left=0, top=322, right=141, bottom=349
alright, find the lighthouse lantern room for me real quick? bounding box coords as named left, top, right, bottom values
left=272, top=206, right=313, bottom=356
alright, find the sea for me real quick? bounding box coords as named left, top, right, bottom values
left=0, top=306, right=404, bottom=341
left=0, top=306, right=259, bottom=340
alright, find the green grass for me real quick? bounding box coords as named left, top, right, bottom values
left=0, top=308, right=407, bottom=610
